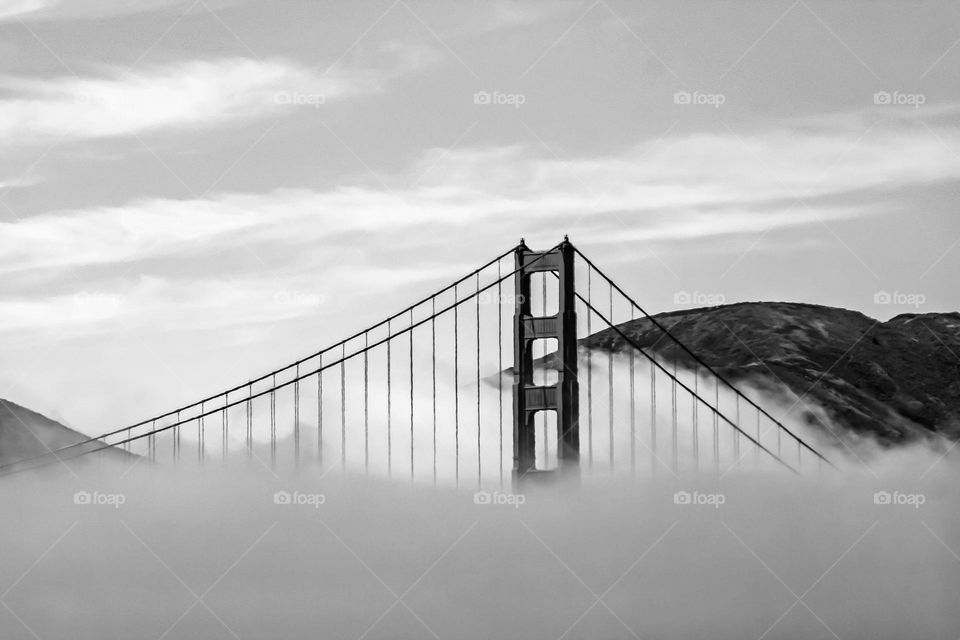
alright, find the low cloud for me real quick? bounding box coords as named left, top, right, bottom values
left=1, top=454, right=958, bottom=638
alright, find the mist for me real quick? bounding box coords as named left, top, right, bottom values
left=2, top=438, right=958, bottom=639
left=4, top=350, right=958, bottom=639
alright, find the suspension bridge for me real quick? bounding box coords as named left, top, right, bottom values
left=0, top=238, right=833, bottom=485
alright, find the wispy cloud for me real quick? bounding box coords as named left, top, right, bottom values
left=478, top=1, right=581, bottom=32
left=0, top=57, right=379, bottom=145
left=4, top=117, right=960, bottom=278
left=0, top=0, right=50, bottom=21
left=0, top=174, right=42, bottom=190
left=0, top=0, right=242, bottom=22
left=3, top=114, right=960, bottom=340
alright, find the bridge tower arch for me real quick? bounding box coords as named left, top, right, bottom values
left=513, top=237, right=580, bottom=488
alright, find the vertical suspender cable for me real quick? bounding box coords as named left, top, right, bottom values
left=295, top=364, right=301, bottom=468
left=341, top=344, right=346, bottom=472
left=777, top=418, right=782, bottom=459
left=199, top=402, right=204, bottom=464
left=650, top=357, right=656, bottom=477
left=672, top=348, right=678, bottom=474
left=454, top=284, right=460, bottom=487
left=410, top=308, right=415, bottom=481
left=693, top=369, right=699, bottom=473
left=756, top=408, right=762, bottom=463
left=608, top=282, right=614, bottom=473
left=246, top=384, right=252, bottom=461
left=270, top=374, right=276, bottom=468
left=364, top=334, right=369, bottom=474
left=317, top=361, right=323, bottom=468
left=222, top=393, right=228, bottom=463
left=629, top=306, right=636, bottom=478
left=586, top=267, right=593, bottom=471
left=432, top=298, right=437, bottom=486
left=497, top=261, right=504, bottom=489
left=713, top=376, right=720, bottom=474
left=387, top=319, right=393, bottom=477
left=734, top=395, right=741, bottom=465
left=387, top=319, right=392, bottom=478
left=476, top=273, right=481, bottom=488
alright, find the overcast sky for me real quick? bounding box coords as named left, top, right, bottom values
left=2, top=0, right=960, bottom=433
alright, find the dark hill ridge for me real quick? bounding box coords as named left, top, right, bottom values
left=581, top=302, right=960, bottom=445
left=0, top=398, right=135, bottom=468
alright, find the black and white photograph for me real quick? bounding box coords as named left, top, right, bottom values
left=1, top=1, right=959, bottom=638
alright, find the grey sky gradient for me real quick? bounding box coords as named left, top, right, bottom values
left=2, top=0, right=959, bottom=434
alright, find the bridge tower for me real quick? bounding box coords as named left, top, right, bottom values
left=513, top=237, right=579, bottom=488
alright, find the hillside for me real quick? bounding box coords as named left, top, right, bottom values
left=0, top=398, right=135, bottom=469
left=581, top=302, right=960, bottom=445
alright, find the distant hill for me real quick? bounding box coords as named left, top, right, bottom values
left=0, top=398, right=135, bottom=469
left=581, top=302, right=960, bottom=445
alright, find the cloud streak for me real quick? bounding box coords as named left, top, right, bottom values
left=0, top=57, right=379, bottom=145
left=1, top=115, right=959, bottom=339
left=0, top=0, right=243, bottom=22
left=4, top=116, right=960, bottom=273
